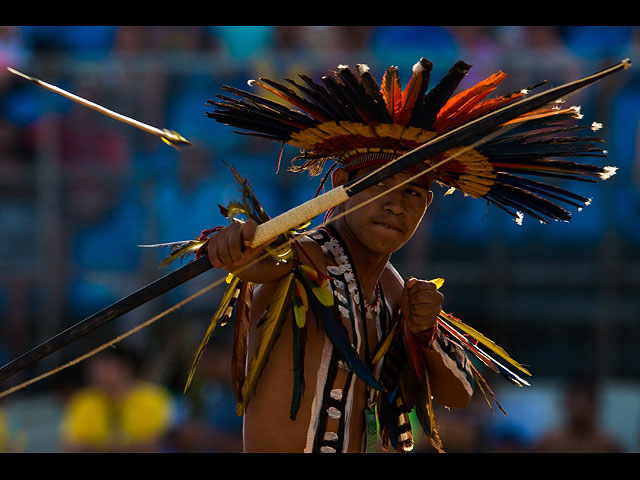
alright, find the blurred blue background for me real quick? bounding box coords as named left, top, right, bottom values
left=0, top=25, right=638, bottom=453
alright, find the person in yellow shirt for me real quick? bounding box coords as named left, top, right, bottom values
left=60, top=347, right=176, bottom=452
left=0, top=408, right=9, bottom=452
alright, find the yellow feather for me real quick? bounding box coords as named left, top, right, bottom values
left=372, top=319, right=400, bottom=365
left=424, top=365, right=435, bottom=435
left=184, top=274, right=241, bottom=392
left=439, top=310, right=531, bottom=377
left=292, top=278, right=308, bottom=328
left=239, top=272, right=295, bottom=413
left=299, top=264, right=333, bottom=307
left=158, top=240, right=206, bottom=268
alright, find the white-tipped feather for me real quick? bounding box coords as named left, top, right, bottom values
left=600, top=166, right=618, bottom=180
left=514, top=212, right=524, bottom=226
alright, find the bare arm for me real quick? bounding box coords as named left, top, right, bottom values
left=377, top=264, right=473, bottom=409
left=401, top=277, right=474, bottom=408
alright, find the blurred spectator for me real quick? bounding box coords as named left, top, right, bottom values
left=57, top=26, right=116, bottom=61
left=113, top=26, right=155, bottom=53
left=0, top=26, right=29, bottom=71
left=165, top=72, right=237, bottom=154
left=560, top=26, right=633, bottom=60
left=209, top=26, right=274, bottom=60
left=1, top=70, right=70, bottom=130
left=39, top=80, right=144, bottom=318
left=67, top=189, right=146, bottom=318
left=154, top=26, right=212, bottom=52
left=59, top=347, right=178, bottom=452
left=607, top=71, right=640, bottom=241
left=517, top=26, right=581, bottom=82
left=55, top=82, right=131, bottom=173
left=22, top=26, right=115, bottom=61
left=449, top=26, right=502, bottom=77
left=531, top=380, right=624, bottom=453
left=415, top=393, right=495, bottom=453
left=168, top=338, right=243, bottom=453
left=0, top=404, right=27, bottom=453
left=154, top=145, right=238, bottom=246
left=369, top=26, right=460, bottom=73
left=273, top=26, right=372, bottom=57
left=272, top=26, right=308, bottom=52
left=0, top=407, right=9, bottom=452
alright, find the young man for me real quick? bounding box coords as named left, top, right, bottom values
left=201, top=59, right=612, bottom=452
left=207, top=164, right=474, bottom=452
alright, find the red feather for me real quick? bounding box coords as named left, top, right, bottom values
left=402, top=320, right=426, bottom=381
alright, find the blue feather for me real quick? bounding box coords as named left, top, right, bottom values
left=307, top=286, right=383, bottom=392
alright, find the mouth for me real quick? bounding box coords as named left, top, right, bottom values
left=373, top=221, right=404, bottom=233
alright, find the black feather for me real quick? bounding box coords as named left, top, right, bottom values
left=413, top=60, right=472, bottom=129
left=320, top=75, right=362, bottom=122
left=356, top=64, right=393, bottom=123
left=297, top=74, right=348, bottom=120
left=335, top=65, right=387, bottom=124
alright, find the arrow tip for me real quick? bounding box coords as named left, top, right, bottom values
left=161, top=129, right=193, bottom=149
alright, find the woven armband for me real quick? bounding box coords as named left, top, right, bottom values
left=413, top=318, right=439, bottom=350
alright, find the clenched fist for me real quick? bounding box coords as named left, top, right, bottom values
left=207, top=219, right=262, bottom=271
left=401, top=277, right=443, bottom=337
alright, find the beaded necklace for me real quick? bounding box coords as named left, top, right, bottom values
left=304, top=226, right=389, bottom=452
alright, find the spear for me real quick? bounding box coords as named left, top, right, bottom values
left=0, top=58, right=630, bottom=383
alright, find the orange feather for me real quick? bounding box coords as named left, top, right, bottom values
left=449, top=92, right=527, bottom=130
left=502, top=106, right=580, bottom=126
left=397, top=61, right=427, bottom=125
left=381, top=67, right=403, bottom=122
left=434, top=71, right=508, bottom=132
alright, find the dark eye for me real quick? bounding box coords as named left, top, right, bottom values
left=405, top=187, right=423, bottom=197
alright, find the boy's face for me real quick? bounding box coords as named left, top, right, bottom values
left=333, top=166, right=433, bottom=256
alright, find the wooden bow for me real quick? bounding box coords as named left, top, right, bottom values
left=0, top=58, right=630, bottom=383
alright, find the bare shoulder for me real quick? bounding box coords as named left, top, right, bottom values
left=293, top=233, right=329, bottom=270
left=248, top=234, right=326, bottom=321
left=380, top=262, right=404, bottom=309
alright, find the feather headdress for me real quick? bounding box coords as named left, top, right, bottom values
left=207, top=58, right=615, bottom=224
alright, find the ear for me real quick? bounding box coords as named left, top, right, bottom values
left=427, top=190, right=434, bottom=208
left=331, top=167, right=349, bottom=188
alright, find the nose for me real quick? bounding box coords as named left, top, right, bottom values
left=382, top=189, right=405, bottom=215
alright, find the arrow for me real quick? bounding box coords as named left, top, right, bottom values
left=7, top=67, right=192, bottom=149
